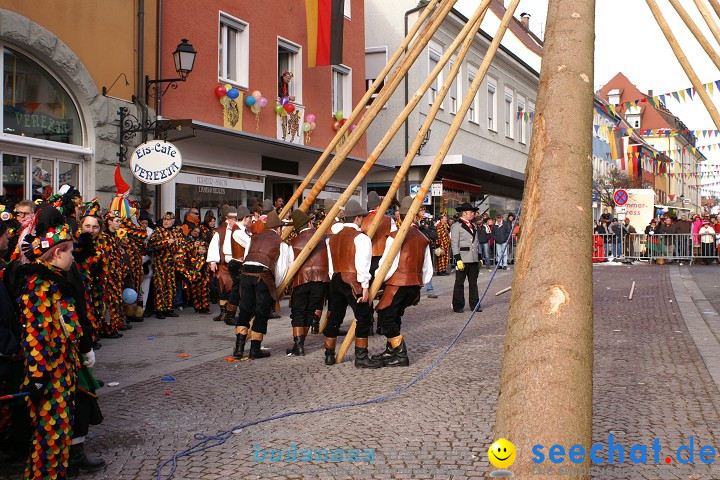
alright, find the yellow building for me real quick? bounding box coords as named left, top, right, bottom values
left=0, top=1, right=158, bottom=206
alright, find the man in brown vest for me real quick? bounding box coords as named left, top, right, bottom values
left=373, top=196, right=433, bottom=367
left=286, top=210, right=330, bottom=356
left=361, top=190, right=396, bottom=335
left=324, top=200, right=382, bottom=368
left=232, top=211, right=293, bottom=359
left=207, top=206, right=251, bottom=324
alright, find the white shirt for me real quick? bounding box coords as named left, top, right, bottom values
left=326, top=223, right=372, bottom=288
left=206, top=223, right=251, bottom=263
left=378, top=228, right=433, bottom=285
left=243, top=233, right=295, bottom=287
left=142, top=226, right=154, bottom=268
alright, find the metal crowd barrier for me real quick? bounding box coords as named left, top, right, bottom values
left=594, top=233, right=719, bottom=264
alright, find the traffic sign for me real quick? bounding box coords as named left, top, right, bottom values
left=614, top=189, right=628, bottom=206
left=409, top=184, right=431, bottom=206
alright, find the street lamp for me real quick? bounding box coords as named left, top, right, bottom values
left=146, top=38, right=197, bottom=99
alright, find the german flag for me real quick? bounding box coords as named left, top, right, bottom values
left=306, top=0, right=345, bottom=67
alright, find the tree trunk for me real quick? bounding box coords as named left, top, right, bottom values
left=492, top=1, right=595, bottom=479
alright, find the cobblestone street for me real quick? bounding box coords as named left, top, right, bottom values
left=3, top=264, right=720, bottom=480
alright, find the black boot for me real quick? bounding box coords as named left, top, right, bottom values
left=371, top=342, right=393, bottom=362
left=384, top=340, right=409, bottom=367
left=311, top=317, right=320, bottom=334
left=249, top=340, right=271, bottom=359
left=68, top=443, right=105, bottom=475
left=368, top=317, right=375, bottom=336
left=213, top=305, right=226, bottom=322
left=224, top=308, right=238, bottom=326
left=286, top=337, right=305, bottom=356
left=233, top=333, right=247, bottom=358
left=324, top=348, right=336, bottom=365
left=354, top=347, right=383, bottom=369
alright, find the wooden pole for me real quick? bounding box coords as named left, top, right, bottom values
left=629, top=281, right=636, bottom=300
left=277, top=0, right=442, bottom=220
left=336, top=0, right=522, bottom=364
left=367, top=0, right=493, bottom=239
left=276, top=0, right=460, bottom=292
left=709, top=0, right=720, bottom=19
left=698, top=0, right=720, bottom=45
left=495, top=286, right=512, bottom=296
left=493, top=0, right=595, bottom=477
left=669, top=0, right=720, bottom=70
left=281, top=0, right=460, bottom=240
left=646, top=0, right=720, bottom=131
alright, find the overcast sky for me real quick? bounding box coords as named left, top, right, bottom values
left=515, top=0, right=720, bottom=159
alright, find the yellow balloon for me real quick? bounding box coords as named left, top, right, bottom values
left=224, top=83, right=232, bottom=91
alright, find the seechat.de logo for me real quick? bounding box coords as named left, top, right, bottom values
left=489, top=438, right=516, bottom=477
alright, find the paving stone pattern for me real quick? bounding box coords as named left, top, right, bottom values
left=2, top=265, right=720, bottom=480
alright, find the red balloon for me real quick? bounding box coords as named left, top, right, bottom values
left=339, top=118, right=347, bottom=126
left=214, top=85, right=227, bottom=98
left=283, top=103, right=295, bottom=114
left=332, top=121, right=341, bottom=131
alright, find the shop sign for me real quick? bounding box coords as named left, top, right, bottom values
left=130, top=140, right=182, bottom=184
left=431, top=183, right=443, bottom=197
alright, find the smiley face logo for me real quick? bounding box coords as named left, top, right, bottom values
left=488, top=438, right=516, bottom=469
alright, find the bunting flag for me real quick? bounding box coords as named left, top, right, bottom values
left=601, top=79, right=720, bottom=111
left=305, top=0, right=345, bottom=67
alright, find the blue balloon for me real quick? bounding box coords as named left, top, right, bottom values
left=243, top=93, right=255, bottom=105
left=122, top=288, right=138, bottom=304
left=226, top=88, right=240, bottom=100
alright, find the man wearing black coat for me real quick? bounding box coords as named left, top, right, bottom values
left=492, top=214, right=512, bottom=270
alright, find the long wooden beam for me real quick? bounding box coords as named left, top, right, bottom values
left=278, top=0, right=442, bottom=221
left=336, top=0, right=522, bottom=364
left=646, top=0, right=720, bottom=131
left=669, top=0, right=720, bottom=70
left=367, top=0, right=492, bottom=239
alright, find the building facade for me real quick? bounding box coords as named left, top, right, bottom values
left=158, top=0, right=377, bottom=219
left=0, top=1, right=158, bottom=207
left=363, top=0, right=542, bottom=217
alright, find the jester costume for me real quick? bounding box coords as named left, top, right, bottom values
left=148, top=215, right=182, bottom=315
left=122, top=219, right=147, bottom=307
left=16, top=208, right=81, bottom=480
left=73, top=230, right=102, bottom=335
left=176, top=237, right=210, bottom=313
left=435, top=221, right=450, bottom=274
left=98, top=225, right=129, bottom=335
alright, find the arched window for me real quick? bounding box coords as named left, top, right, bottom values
left=2, top=47, right=82, bottom=145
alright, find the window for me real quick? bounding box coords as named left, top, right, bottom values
left=517, top=95, right=526, bottom=144
left=504, top=87, right=514, bottom=138
left=3, top=48, right=82, bottom=145
left=467, top=66, right=479, bottom=124
left=2, top=154, right=26, bottom=203
left=608, top=88, right=621, bottom=106
left=218, top=13, right=249, bottom=88
left=487, top=78, right=497, bottom=131
left=278, top=38, right=301, bottom=102
left=449, top=58, right=458, bottom=114
left=365, top=48, right=387, bottom=107
left=332, top=65, right=351, bottom=116
left=428, top=42, right=443, bottom=107
left=344, top=0, right=351, bottom=19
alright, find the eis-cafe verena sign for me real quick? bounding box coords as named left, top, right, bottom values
left=130, top=140, right=182, bottom=184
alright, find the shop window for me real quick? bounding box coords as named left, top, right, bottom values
left=3, top=48, right=82, bottom=145
left=58, top=161, right=80, bottom=187
left=278, top=38, right=301, bottom=102
left=218, top=13, right=249, bottom=89
left=332, top=65, right=351, bottom=116
left=2, top=154, right=26, bottom=203
left=31, top=158, right=54, bottom=202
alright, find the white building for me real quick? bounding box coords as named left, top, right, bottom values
left=364, top=0, right=542, bottom=216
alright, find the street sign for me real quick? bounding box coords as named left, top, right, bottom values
left=592, top=191, right=599, bottom=202
left=409, top=184, right=431, bottom=206
left=613, top=189, right=628, bottom=206
left=683, top=198, right=691, bottom=205
left=431, top=183, right=443, bottom=197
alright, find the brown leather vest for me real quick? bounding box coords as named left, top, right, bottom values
left=386, top=226, right=429, bottom=287
left=215, top=222, right=244, bottom=263
left=328, top=226, right=363, bottom=295
left=250, top=218, right=266, bottom=235
left=291, top=228, right=330, bottom=287
left=361, top=212, right=392, bottom=256
left=244, top=230, right=281, bottom=274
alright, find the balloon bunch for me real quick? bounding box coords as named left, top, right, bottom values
left=331, top=111, right=357, bottom=148
left=245, top=90, right=268, bottom=130
left=274, top=96, right=296, bottom=116
left=302, top=113, right=317, bottom=144
left=215, top=83, right=241, bottom=127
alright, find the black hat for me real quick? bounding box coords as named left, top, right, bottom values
left=455, top=202, right=478, bottom=212
left=367, top=191, right=381, bottom=209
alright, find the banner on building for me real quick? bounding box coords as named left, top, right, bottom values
left=305, top=0, right=345, bottom=67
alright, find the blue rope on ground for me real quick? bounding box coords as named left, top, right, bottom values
left=156, top=207, right=522, bottom=480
